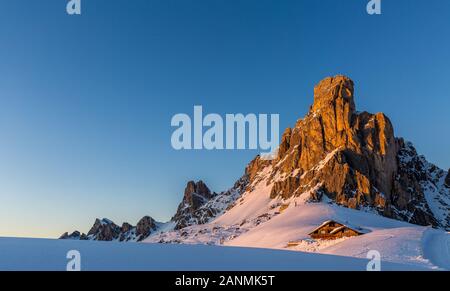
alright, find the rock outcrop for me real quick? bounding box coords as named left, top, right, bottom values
left=271, top=76, right=396, bottom=203
left=61, top=216, right=159, bottom=242
left=171, top=179, right=247, bottom=230
left=59, top=231, right=87, bottom=240
left=86, top=218, right=121, bottom=241
left=136, top=216, right=157, bottom=240
left=171, top=181, right=213, bottom=230
left=244, top=75, right=449, bottom=229
left=446, top=170, right=450, bottom=188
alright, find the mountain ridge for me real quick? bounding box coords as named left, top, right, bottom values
left=61, top=75, right=450, bottom=243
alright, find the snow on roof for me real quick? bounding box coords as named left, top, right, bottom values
left=308, top=219, right=369, bottom=235
left=330, top=226, right=347, bottom=234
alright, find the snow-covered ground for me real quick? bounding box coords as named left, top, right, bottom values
left=4, top=158, right=448, bottom=271
left=2, top=190, right=448, bottom=270
left=222, top=201, right=450, bottom=270
left=0, top=237, right=428, bottom=271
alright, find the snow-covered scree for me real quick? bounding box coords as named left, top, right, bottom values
left=0, top=237, right=428, bottom=271
left=397, top=142, right=450, bottom=228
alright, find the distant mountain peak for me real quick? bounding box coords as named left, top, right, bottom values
left=171, top=178, right=247, bottom=230
left=61, top=215, right=158, bottom=242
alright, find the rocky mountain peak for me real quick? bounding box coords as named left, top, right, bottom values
left=136, top=216, right=157, bottom=240
left=61, top=75, right=450, bottom=242
left=184, top=180, right=212, bottom=206
left=59, top=230, right=86, bottom=240
left=60, top=215, right=159, bottom=242
left=86, top=218, right=120, bottom=241
left=247, top=75, right=449, bottom=229
left=172, top=180, right=214, bottom=230
left=170, top=177, right=249, bottom=231
left=311, top=75, right=355, bottom=114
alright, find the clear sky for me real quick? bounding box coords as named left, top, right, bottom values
left=0, top=0, right=449, bottom=238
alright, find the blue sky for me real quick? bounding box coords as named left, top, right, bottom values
left=0, top=0, right=449, bottom=238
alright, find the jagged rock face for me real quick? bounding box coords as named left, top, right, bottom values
left=61, top=216, right=159, bottom=242
left=59, top=231, right=87, bottom=240
left=61, top=178, right=248, bottom=239
left=136, top=216, right=157, bottom=241
left=121, top=222, right=133, bottom=233
left=172, top=178, right=248, bottom=230
left=247, top=75, right=449, bottom=229
left=86, top=218, right=121, bottom=241
left=184, top=181, right=213, bottom=209
left=172, top=181, right=213, bottom=230
left=395, top=142, right=450, bottom=228
left=272, top=76, right=397, bottom=202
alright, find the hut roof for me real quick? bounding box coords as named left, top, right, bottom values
left=308, top=219, right=369, bottom=235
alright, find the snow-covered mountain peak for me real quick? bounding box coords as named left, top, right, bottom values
left=62, top=76, right=450, bottom=258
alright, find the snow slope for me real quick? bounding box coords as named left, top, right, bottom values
left=144, top=162, right=450, bottom=270
left=0, top=237, right=427, bottom=271
left=421, top=228, right=450, bottom=270
left=215, top=165, right=276, bottom=226
left=222, top=202, right=449, bottom=270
